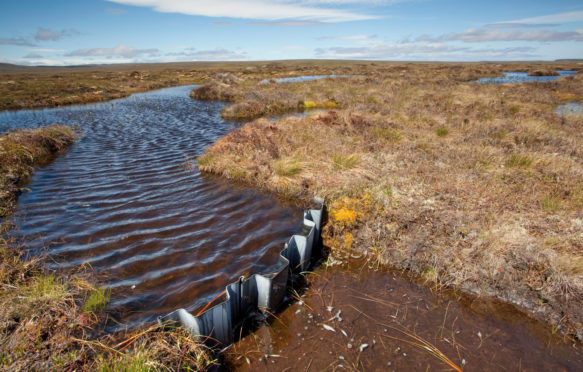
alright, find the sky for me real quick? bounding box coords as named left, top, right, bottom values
left=0, top=0, right=582, bottom=65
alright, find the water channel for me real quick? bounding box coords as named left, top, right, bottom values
left=2, top=85, right=581, bottom=369
left=0, top=86, right=304, bottom=330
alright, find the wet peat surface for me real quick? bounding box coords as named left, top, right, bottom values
left=0, top=86, right=304, bottom=330
left=225, top=259, right=583, bottom=371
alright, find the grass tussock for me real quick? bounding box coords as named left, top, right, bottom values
left=371, top=127, right=402, bottom=142
left=0, top=125, right=76, bottom=218
left=196, top=61, right=583, bottom=340
left=435, top=127, right=449, bottom=137
left=529, top=70, right=559, bottom=77
left=94, top=326, right=216, bottom=372
left=332, top=153, right=360, bottom=169
left=505, top=153, right=534, bottom=168
left=273, top=157, right=303, bottom=177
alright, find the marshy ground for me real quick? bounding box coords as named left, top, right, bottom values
left=1, top=60, right=582, bottom=370
left=194, top=61, right=583, bottom=342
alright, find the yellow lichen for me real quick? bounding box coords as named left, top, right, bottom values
left=331, top=207, right=358, bottom=225
left=344, top=232, right=354, bottom=249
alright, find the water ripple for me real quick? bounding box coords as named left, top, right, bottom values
left=1, top=86, right=303, bottom=329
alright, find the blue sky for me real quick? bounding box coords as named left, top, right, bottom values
left=1, top=0, right=582, bottom=65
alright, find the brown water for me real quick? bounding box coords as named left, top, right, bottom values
left=226, top=259, right=583, bottom=371
left=0, top=86, right=303, bottom=330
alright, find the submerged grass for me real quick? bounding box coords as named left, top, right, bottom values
left=83, top=287, right=111, bottom=313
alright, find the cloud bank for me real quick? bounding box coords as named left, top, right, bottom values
left=35, top=27, right=79, bottom=41
left=106, top=0, right=378, bottom=22
left=166, top=47, right=246, bottom=61
left=0, top=37, right=36, bottom=47
left=315, top=41, right=538, bottom=60
left=66, top=44, right=159, bottom=58
left=420, top=28, right=583, bottom=43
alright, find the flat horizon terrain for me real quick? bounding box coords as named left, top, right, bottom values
left=1, top=60, right=582, bottom=370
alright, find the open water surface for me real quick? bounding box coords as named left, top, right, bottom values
left=478, top=70, right=577, bottom=84
left=0, top=86, right=304, bottom=329
left=557, top=102, right=583, bottom=116
left=227, top=260, right=583, bottom=371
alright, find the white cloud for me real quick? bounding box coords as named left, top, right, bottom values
left=432, top=28, right=583, bottom=42
left=30, top=48, right=66, bottom=53
left=249, top=20, right=325, bottom=26
left=314, top=41, right=539, bottom=60
left=35, top=27, right=79, bottom=41
left=165, top=47, right=247, bottom=61
left=500, top=10, right=583, bottom=25
left=0, top=36, right=36, bottom=47
left=23, top=53, right=43, bottom=59
left=106, top=0, right=378, bottom=22
left=317, top=34, right=376, bottom=40
left=66, top=44, right=159, bottom=58
left=485, top=22, right=559, bottom=29
left=0, top=56, right=138, bottom=66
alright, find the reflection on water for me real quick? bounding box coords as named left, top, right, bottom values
left=261, top=74, right=364, bottom=83
left=0, top=86, right=303, bottom=330
left=478, top=70, right=577, bottom=84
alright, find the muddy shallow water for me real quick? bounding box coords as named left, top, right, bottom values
left=226, top=258, right=583, bottom=371
left=0, top=86, right=304, bottom=330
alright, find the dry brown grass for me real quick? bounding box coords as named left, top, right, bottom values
left=0, top=125, right=76, bottom=217
left=198, top=62, right=583, bottom=340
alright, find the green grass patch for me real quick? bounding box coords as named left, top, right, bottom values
left=274, top=157, right=303, bottom=177
left=83, top=287, right=111, bottom=313
left=332, top=154, right=360, bottom=169
left=506, top=154, right=534, bottom=168
left=372, top=128, right=402, bottom=142
left=97, top=348, right=160, bottom=372
left=197, top=154, right=217, bottom=168
left=540, top=195, right=561, bottom=214
left=435, top=127, right=449, bottom=137
left=26, top=275, right=68, bottom=303
left=507, top=105, right=521, bottom=115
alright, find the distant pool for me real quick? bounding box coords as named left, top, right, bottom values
left=557, top=102, right=583, bottom=116
left=478, top=70, right=577, bottom=84
left=261, top=74, right=364, bottom=83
